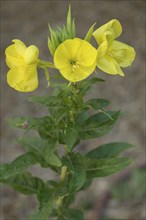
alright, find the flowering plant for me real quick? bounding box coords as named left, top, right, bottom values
left=1, top=6, right=135, bottom=220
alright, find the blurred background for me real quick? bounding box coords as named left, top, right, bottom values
left=1, top=0, right=145, bottom=219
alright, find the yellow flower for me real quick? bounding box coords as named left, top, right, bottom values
left=5, top=39, right=39, bottom=92
left=93, top=19, right=136, bottom=76
left=54, top=38, right=97, bottom=82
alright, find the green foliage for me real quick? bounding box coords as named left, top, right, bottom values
left=2, top=74, right=134, bottom=219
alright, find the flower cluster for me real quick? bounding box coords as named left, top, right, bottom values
left=5, top=9, right=135, bottom=92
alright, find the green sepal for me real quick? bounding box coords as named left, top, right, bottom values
left=48, top=6, right=75, bottom=56
left=84, top=23, right=96, bottom=42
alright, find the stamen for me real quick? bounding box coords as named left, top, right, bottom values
left=70, top=60, right=79, bottom=72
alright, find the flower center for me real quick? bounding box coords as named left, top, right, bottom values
left=70, top=60, right=79, bottom=72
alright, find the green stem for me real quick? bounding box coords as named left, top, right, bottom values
left=60, top=165, right=67, bottom=181
left=37, top=59, right=56, bottom=69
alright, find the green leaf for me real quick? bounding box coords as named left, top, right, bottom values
left=86, top=157, right=132, bottom=178
left=37, top=188, right=55, bottom=205
left=2, top=172, right=46, bottom=195
left=86, top=98, right=111, bottom=110
left=84, top=23, right=96, bottom=42
left=86, top=142, right=134, bottom=159
left=8, top=117, right=30, bottom=129
left=0, top=152, right=38, bottom=180
left=8, top=116, right=45, bottom=130
left=44, top=146, right=62, bottom=167
left=78, top=77, right=105, bottom=96
left=19, top=137, right=62, bottom=167
left=80, top=110, right=120, bottom=139
left=80, top=178, right=92, bottom=191
left=62, top=153, right=86, bottom=191
left=9, top=116, right=61, bottom=140
left=65, top=124, right=79, bottom=152
left=18, top=136, right=48, bottom=155
left=76, top=111, right=89, bottom=125
left=63, top=208, right=84, bottom=220
left=28, top=95, right=58, bottom=107
left=28, top=198, right=53, bottom=220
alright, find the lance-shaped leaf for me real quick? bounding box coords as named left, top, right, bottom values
left=86, top=142, right=134, bottom=159
left=2, top=171, right=46, bottom=195
left=8, top=116, right=60, bottom=141
left=44, top=146, right=62, bottom=167
left=86, top=157, right=132, bottom=178
left=0, top=152, right=38, bottom=180
left=19, top=137, right=62, bottom=167
left=80, top=110, right=120, bottom=139
left=65, top=123, right=79, bottom=152
left=86, top=98, right=111, bottom=110
left=28, top=95, right=58, bottom=107
left=78, top=77, right=105, bottom=96
left=62, top=153, right=86, bottom=191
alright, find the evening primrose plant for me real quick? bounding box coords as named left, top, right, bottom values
left=1, top=6, right=136, bottom=220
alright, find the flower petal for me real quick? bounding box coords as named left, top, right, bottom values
left=5, top=39, right=27, bottom=68
left=75, top=39, right=97, bottom=66
left=97, top=40, right=108, bottom=59
left=12, top=39, right=27, bottom=56
left=108, top=40, right=136, bottom=67
left=5, top=45, right=24, bottom=68
left=54, top=39, right=82, bottom=68
left=24, top=45, right=39, bottom=65
left=97, top=55, right=124, bottom=76
left=93, top=19, right=122, bottom=44
left=59, top=62, right=96, bottom=82
left=7, top=65, right=38, bottom=92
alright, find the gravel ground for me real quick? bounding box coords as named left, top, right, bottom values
left=1, top=0, right=145, bottom=219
